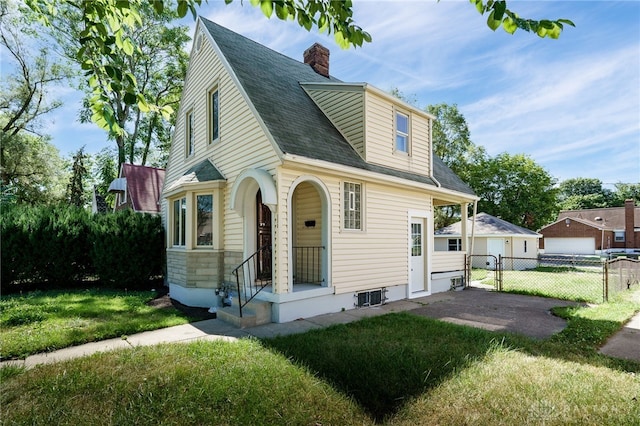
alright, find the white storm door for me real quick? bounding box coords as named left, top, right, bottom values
left=410, top=218, right=425, bottom=293
left=487, top=238, right=505, bottom=269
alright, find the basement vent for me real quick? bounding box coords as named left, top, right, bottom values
left=355, top=288, right=386, bottom=308
left=450, top=276, right=464, bottom=291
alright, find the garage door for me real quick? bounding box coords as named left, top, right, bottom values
left=544, top=238, right=595, bottom=255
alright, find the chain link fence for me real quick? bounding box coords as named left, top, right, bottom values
left=467, top=255, right=606, bottom=303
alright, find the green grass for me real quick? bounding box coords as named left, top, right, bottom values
left=1, top=340, right=371, bottom=425
left=502, top=266, right=604, bottom=303
left=0, top=289, right=201, bottom=359
left=2, top=289, right=639, bottom=425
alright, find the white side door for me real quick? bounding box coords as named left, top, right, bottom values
left=410, top=218, right=425, bottom=294
left=487, top=238, right=505, bottom=269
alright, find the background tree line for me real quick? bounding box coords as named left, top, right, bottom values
left=2, top=0, right=633, bottom=229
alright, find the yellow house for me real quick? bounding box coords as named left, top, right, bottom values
left=162, top=18, right=478, bottom=324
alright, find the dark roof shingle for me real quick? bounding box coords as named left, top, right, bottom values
left=201, top=18, right=474, bottom=197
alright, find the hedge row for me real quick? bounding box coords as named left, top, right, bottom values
left=1, top=204, right=164, bottom=289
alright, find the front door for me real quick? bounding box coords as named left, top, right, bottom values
left=256, top=190, right=272, bottom=279
left=410, top=217, right=425, bottom=294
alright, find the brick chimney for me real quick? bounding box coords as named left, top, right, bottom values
left=303, top=43, right=329, bottom=77
left=625, top=199, right=635, bottom=248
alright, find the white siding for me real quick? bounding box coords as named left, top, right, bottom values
left=163, top=26, right=281, bottom=254
left=278, top=166, right=433, bottom=295
left=432, top=252, right=465, bottom=273
left=305, top=88, right=365, bottom=158
left=364, top=91, right=431, bottom=176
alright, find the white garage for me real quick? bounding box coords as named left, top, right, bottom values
left=544, top=237, right=595, bottom=255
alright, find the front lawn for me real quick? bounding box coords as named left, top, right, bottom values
left=2, top=289, right=639, bottom=424
left=0, top=288, right=202, bottom=360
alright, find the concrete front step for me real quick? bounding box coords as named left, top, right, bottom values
left=217, top=299, right=272, bottom=328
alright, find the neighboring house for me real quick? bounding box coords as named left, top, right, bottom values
left=161, top=18, right=478, bottom=323
left=435, top=213, right=541, bottom=271
left=108, top=163, right=166, bottom=214
left=539, top=200, right=639, bottom=255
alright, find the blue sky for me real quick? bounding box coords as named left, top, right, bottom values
left=40, top=1, right=640, bottom=187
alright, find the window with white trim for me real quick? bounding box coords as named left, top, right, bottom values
left=448, top=238, right=462, bottom=252
left=614, top=231, right=625, bottom=242
left=208, top=87, right=219, bottom=144
left=186, top=110, right=194, bottom=157
left=395, top=111, right=409, bottom=153
left=343, top=182, right=361, bottom=230
left=172, top=197, right=187, bottom=246
left=196, top=194, right=213, bottom=246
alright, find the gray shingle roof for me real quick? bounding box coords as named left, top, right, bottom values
left=201, top=18, right=474, bottom=197
left=435, top=212, right=540, bottom=236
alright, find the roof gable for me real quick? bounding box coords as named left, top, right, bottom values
left=199, top=18, right=474, bottom=197
left=436, top=212, right=540, bottom=237
left=557, top=206, right=640, bottom=230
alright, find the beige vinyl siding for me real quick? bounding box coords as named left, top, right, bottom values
left=364, top=91, right=431, bottom=176
left=293, top=182, right=323, bottom=283
left=278, top=166, right=433, bottom=295
left=164, top=28, right=281, bottom=253
left=305, top=88, right=365, bottom=158
left=432, top=251, right=465, bottom=273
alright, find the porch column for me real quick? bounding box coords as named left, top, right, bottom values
left=460, top=203, right=468, bottom=252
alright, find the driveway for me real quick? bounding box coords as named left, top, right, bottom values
left=409, top=287, right=581, bottom=339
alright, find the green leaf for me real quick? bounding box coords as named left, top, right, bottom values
left=177, top=1, right=188, bottom=18
left=260, top=0, right=273, bottom=18
left=486, top=10, right=501, bottom=31
left=275, top=3, right=288, bottom=20
left=558, top=19, right=576, bottom=27
left=334, top=31, right=349, bottom=49
left=122, top=38, right=135, bottom=56
left=493, top=1, right=506, bottom=21
left=123, top=92, right=137, bottom=105
left=137, top=97, right=150, bottom=113
left=502, top=17, right=517, bottom=34
left=152, top=1, right=164, bottom=14
left=473, top=0, right=484, bottom=14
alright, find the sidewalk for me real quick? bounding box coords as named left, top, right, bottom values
left=2, top=297, right=424, bottom=370
left=3, top=291, right=639, bottom=370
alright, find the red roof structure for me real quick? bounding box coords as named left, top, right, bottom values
left=109, top=164, right=165, bottom=214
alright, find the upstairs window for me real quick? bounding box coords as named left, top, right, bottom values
left=395, top=111, right=409, bottom=153
left=343, top=182, right=361, bottom=230
left=614, top=231, right=625, bottom=242
left=209, top=88, right=219, bottom=144
left=186, top=110, right=194, bottom=157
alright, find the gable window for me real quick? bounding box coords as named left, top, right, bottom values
left=448, top=238, right=462, bottom=252
left=209, top=87, right=219, bottom=144
left=173, top=197, right=186, bottom=246
left=614, top=231, right=625, bottom=242
left=196, top=194, right=213, bottom=246
left=395, top=111, right=409, bottom=153
left=186, top=110, right=195, bottom=157
left=343, top=182, right=361, bottom=230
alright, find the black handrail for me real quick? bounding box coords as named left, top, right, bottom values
left=231, top=244, right=272, bottom=318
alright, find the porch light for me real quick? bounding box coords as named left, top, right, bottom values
left=565, top=218, right=570, bottom=227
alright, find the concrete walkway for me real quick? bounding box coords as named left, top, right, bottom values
left=3, top=288, right=639, bottom=370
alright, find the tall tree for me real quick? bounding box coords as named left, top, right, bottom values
left=93, top=147, right=118, bottom=208
left=427, top=103, right=473, bottom=175
left=0, top=132, right=68, bottom=204
left=0, top=0, right=68, bottom=138
left=44, top=1, right=189, bottom=167
left=0, top=0, right=70, bottom=205
left=24, top=0, right=572, bottom=139
left=466, top=153, right=558, bottom=230
left=67, top=146, right=90, bottom=207
left=613, top=183, right=640, bottom=205
left=557, top=178, right=615, bottom=210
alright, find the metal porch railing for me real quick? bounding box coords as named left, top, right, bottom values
left=231, top=244, right=272, bottom=318
left=292, top=246, right=324, bottom=284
